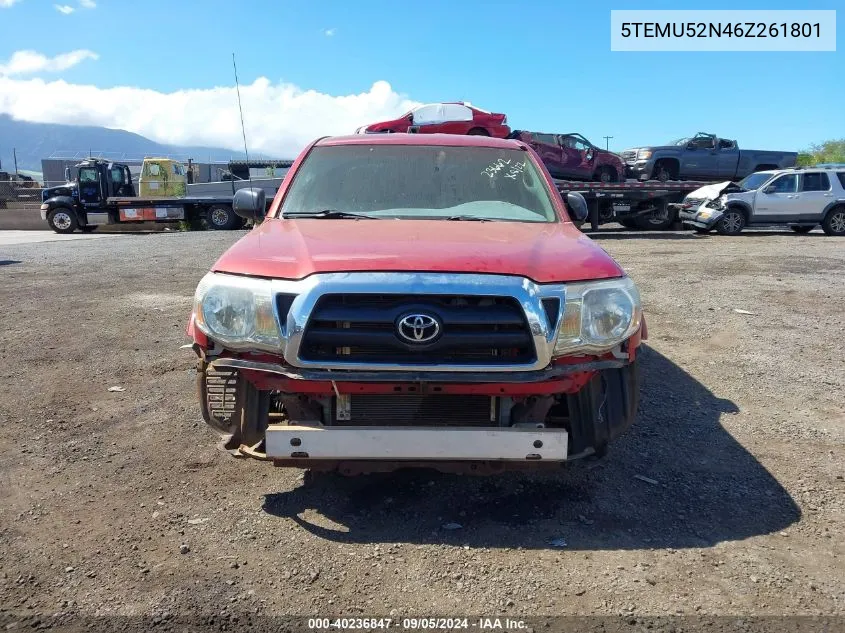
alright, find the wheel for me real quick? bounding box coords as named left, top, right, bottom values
left=47, top=207, right=78, bottom=234
left=822, top=207, right=845, bottom=236
left=789, top=225, right=814, bottom=234
left=634, top=202, right=674, bottom=231
left=80, top=225, right=98, bottom=233
left=715, top=208, right=745, bottom=235
left=207, top=205, right=240, bottom=230
left=467, top=128, right=490, bottom=136
left=652, top=162, right=676, bottom=182
left=593, top=166, right=618, bottom=183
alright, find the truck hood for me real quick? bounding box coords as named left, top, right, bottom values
left=212, top=218, right=624, bottom=283
left=624, top=145, right=678, bottom=154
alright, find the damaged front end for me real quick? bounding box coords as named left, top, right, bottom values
left=672, top=181, right=747, bottom=230
left=185, top=271, right=646, bottom=475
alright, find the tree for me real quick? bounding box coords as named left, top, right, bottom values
left=797, top=139, right=845, bottom=166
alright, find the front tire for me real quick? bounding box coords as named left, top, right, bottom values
left=594, top=166, right=618, bottom=183
left=652, top=161, right=677, bottom=182
left=47, top=208, right=78, bottom=234
left=207, top=204, right=240, bottom=230
left=715, top=208, right=746, bottom=235
left=822, top=207, right=845, bottom=236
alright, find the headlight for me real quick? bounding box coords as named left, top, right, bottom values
left=698, top=210, right=713, bottom=219
left=193, top=272, right=282, bottom=351
left=553, top=276, right=642, bottom=356
left=637, top=149, right=652, bottom=160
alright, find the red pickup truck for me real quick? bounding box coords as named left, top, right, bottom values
left=187, top=133, right=646, bottom=475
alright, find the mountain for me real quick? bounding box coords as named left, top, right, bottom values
left=0, top=115, right=249, bottom=172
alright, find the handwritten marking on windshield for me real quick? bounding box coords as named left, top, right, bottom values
left=482, top=159, right=527, bottom=180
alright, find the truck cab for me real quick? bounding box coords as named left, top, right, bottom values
left=42, top=159, right=136, bottom=206
left=40, top=159, right=136, bottom=232
left=138, top=157, right=187, bottom=198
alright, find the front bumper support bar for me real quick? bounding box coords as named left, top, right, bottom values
left=266, top=425, right=569, bottom=461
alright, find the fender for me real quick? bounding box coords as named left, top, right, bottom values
left=822, top=200, right=845, bottom=218
left=42, top=195, right=77, bottom=211
left=724, top=199, right=753, bottom=218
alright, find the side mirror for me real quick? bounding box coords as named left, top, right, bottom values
left=566, top=192, right=589, bottom=222
left=64, top=167, right=71, bottom=182
left=762, top=185, right=776, bottom=194
left=686, top=142, right=696, bottom=150
left=233, top=187, right=267, bottom=221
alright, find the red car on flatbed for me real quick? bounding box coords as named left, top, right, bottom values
left=356, top=102, right=510, bottom=137
left=187, top=133, right=646, bottom=475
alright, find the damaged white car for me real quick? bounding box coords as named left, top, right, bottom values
left=674, top=168, right=845, bottom=236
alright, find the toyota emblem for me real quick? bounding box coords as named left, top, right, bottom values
left=396, top=313, right=441, bottom=344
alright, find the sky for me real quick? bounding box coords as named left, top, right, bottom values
left=0, top=0, right=842, bottom=158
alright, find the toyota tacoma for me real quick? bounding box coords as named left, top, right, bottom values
left=187, top=133, right=646, bottom=475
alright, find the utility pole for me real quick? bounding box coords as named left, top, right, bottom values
left=13, top=148, right=18, bottom=175
left=603, top=136, right=613, bottom=151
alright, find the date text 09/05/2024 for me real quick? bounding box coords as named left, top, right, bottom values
left=307, top=618, right=529, bottom=630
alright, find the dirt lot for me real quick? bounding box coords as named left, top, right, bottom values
left=0, top=227, right=843, bottom=629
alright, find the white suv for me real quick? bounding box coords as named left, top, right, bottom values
left=677, top=168, right=845, bottom=236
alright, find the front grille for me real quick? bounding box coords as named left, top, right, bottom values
left=332, top=394, right=493, bottom=426
left=620, top=150, right=638, bottom=163
left=684, top=197, right=704, bottom=207
left=299, top=293, right=535, bottom=365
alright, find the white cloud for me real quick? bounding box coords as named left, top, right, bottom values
left=0, top=0, right=23, bottom=7
left=323, top=28, right=336, bottom=37
left=0, top=49, right=98, bottom=76
left=0, top=75, right=420, bottom=157
left=54, top=3, right=74, bottom=13
left=79, top=0, right=95, bottom=8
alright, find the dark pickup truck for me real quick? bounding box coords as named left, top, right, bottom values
left=620, top=133, right=798, bottom=182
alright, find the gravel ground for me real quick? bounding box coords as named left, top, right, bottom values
left=0, top=226, right=843, bottom=629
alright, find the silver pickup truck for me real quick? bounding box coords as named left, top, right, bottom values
left=621, top=133, right=798, bottom=182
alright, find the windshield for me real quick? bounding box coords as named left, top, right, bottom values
left=737, top=172, right=774, bottom=190
left=280, top=145, right=558, bottom=222
left=670, top=137, right=691, bottom=146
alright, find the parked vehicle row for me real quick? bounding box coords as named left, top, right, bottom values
left=36, top=102, right=814, bottom=236
left=675, top=167, right=845, bottom=236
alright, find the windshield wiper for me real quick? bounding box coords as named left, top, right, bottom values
left=283, top=209, right=377, bottom=219
left=445, top=215, right=499, bottom=222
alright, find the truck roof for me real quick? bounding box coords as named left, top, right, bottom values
left=316, top=133, right=527, bottom=151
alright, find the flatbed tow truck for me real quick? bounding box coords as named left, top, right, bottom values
left=40, top=158, right=253, bottom=233
left=555, top=178, right=706, bottom=231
